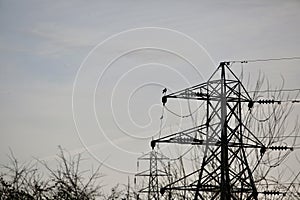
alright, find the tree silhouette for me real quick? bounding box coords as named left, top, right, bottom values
left=0, top=147, right=103, bottom=200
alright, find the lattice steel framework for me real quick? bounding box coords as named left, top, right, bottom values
left=136, top=149, right=169, bottom=200
left=151, top=62, right=266, bottom=200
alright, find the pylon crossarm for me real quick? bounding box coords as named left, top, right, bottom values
left=138, top=149, right=169, bottom=160
left=166, top=185, right=220, bottom=192
left=160, top=167, right=202, bottom=194
left=135, top=169, right=151, bottom=176
left=152, top=137, right=264, bottom=150
left=151, top=124, right=209, bottom=149
left=135, top=171, right=169, bottom=177
left=138, top=187, right=160, bottom=193
left=138, top=187, right=149, bottom=193
left=162, top=82, right=251, bottom=106
left=162, top=82, right=208, bottom=105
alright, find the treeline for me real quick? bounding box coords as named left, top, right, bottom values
left=0, top=147, right=122, bottom=200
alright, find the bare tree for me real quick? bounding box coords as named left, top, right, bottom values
left=103, top=184, right=126, bottom=200
left=40, top=146, right=103, bottom=200
left=0, top=147, right=104, bottom=200
left=247, top=74, right=300, bottom=199
left=0, top=149, right=51, bottom=199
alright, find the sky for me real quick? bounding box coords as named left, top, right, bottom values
left=1, top=0, right=300, bottom=194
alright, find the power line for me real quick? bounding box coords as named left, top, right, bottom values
left=247, top=88, right=300, bottom=93
left=228, top=56, right=300, bottom=64
left=257, top=135, right=300, bottom=138
left=164, top=102, right=205, bottom=118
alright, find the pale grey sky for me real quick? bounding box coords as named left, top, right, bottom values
left=1, top=0, right=300, bottom=193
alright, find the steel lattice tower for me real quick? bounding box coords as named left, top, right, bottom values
left=136, top=149, right=169, bottom=200
left=151, top=62, right=267, bottom=200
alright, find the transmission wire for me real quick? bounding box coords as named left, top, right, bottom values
left=229, top=56, right=300, bottom=64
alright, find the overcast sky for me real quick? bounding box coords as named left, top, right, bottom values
left=1, top=0, right=300, bottom=192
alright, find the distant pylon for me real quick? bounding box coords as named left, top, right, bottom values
left=135, top=149, right=169, bottom=200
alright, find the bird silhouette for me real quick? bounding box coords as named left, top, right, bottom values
left=162, top=88, right=167, bottom=94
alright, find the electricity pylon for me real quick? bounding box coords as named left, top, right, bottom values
left=135, top=149, right=169, bottom=200
left=151, top=62, right=291, bottom=199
